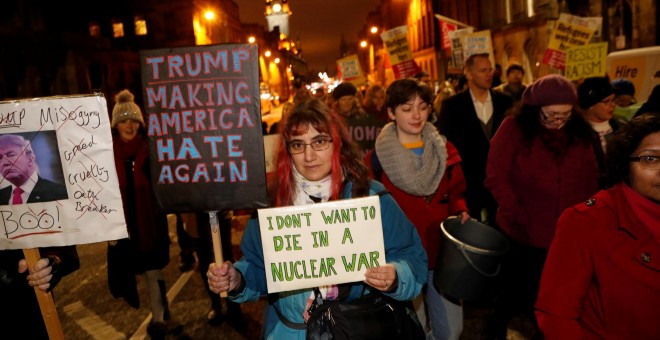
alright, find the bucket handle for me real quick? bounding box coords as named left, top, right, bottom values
left=459, top=246, right=501, bottom=278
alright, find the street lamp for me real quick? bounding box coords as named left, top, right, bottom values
left=360, top=40, right=368, bottom=48
left=204, top=10, right=215, bottom=21
left=265, top=50, right=272, bottom=57
left=248, top=36, right=256, bottom=43
left=370, top=26, right=379, bottom=34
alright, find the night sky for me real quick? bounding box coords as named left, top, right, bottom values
left=238, top=0, right=381, bottom=75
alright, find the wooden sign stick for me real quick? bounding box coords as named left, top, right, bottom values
left=208, top=211, right=228, bottom=298
left=23, top=248, right=65, bottom=340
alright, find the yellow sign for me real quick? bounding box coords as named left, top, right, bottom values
left=565, top=42, right=608, bottom=80
left=543, top=13, right=596, bottom=70
left=381, top=26, right=413, bottom=65
left=336, top=54, right=366, bottom=85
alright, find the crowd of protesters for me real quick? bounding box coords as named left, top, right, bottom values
left=6, top=51, right=658, bottom=340
left=224, top=55, right=659, bottom=339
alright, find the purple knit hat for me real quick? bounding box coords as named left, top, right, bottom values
left=522, top=74, right=577, bottom=107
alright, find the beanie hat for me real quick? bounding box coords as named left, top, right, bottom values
left=577, top=76, right=614, bottom=109
left=522, top=74, right=577, bottom=107
left=611, top=78, right=635, bottom=97
left=506, top=64, right=525, bottom=75
left=332, top=82, right=358, bottom=100
left=112, top=89, right=145, bottom=128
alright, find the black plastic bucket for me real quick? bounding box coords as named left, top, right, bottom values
left=433, top=217, right=509, bottom=301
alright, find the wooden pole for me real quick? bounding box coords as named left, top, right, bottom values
left=434, top=14, right=473, bottom=29
left=22, top=248, right=65, bottom=340
left=208, top=211, right=228, bottom=298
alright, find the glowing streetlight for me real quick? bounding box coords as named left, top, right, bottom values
left=370, top=26, right=379, bottom=34
left=248, top=36, right=256, bottom=43
left=274, top=57, right=280, bottom=64
left=360, top=40, right=368, bottom=48
left=204, top=10, right=215, bottom=21
left=265, top=50, right=272, bottom=57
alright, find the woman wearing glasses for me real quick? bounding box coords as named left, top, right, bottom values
left=206, top=98, right=427, bottom=339
left=483, top=74, right=601, bottom=339
left=536, top=113, right=660, bottom=339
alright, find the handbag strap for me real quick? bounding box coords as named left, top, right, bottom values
left=269, top=293, right=307, bottom=330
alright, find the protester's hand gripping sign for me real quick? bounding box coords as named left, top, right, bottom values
left=0, top=95, right=127, bottom=250
left=258, top=196, right=385, bottom=293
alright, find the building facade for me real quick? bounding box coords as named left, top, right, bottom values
left=361, top=0, right=657, bottom=86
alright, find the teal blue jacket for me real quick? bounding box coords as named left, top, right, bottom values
left=230, top=180, right=428, bottom=339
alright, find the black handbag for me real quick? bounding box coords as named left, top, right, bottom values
left=306, top=288, right=425, bottom=340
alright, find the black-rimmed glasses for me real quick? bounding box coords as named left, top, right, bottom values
left=630, top=155, right=660, bottom=169
left=287, top=137, right=333, bottom=154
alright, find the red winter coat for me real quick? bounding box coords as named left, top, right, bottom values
left=485, top=117, right=600, bottom=249
left=535, top=184, right=660, bottom=339
left=366, top=141, right=468, bottom=269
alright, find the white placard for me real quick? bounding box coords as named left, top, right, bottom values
left=0, top=94, right=127, bottom=250
left=258, top=196, right=385, bottom=293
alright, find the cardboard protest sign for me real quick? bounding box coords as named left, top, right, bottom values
left=543, top=13, right=596, bottom=70
left=381, top=26, right=421, bottom=79
left=337, top=54, right=366, bottom=85
left=345, top=115, right=385, bottom=154
left=565, top=42, right=608, bottom=80
left=140, top=44, right=269, bottom=212
left=462, top=30, right=495, bottom=66
left=258, top=196, right=385, bottom=293
left=0, top=94, right=128, bottom=250
left=448, top=27, right=474, bottom=70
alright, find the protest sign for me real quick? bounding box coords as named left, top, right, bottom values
left=345, top=115, right=385, bottom=154
left=543, top=13, right=596, bottom=70
left=140, top=44, right=269, bottom=212
left=258, top=196, right=385, bottom=293
left=448, top=27, right=474, bottom=70
left=462, top=30, right=495, bottom=66
left=337, top=54, right=366, bottom=85
left=565, top=42, right=608, bottom=80
left=0, top=94, right=128, bottom=250
left=381, top=26, right=421, bottom=79
left=439, top=20, right=457, bottom=50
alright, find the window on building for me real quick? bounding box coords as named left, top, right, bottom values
left=134, top=16, right=147, bottom=36
left=89, top=22, right=101, bottom=37
left=112, top=20, right=124, bottom=38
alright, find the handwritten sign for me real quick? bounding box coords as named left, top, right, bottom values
left=140, top=44, right=269, bottom=212
left=258, top=196, right=385, bottom=293
left=565, top=42, right=608, bottom=80
left=543, top=13, right=596, bottom=70
left=345, top=115, right=385, bottom=154
left=0, top=95, right=128, bottom=250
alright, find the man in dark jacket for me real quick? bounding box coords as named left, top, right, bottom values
left=435, top=53, right=513, bottom=226
left=0, top=134, right=68, bottom=205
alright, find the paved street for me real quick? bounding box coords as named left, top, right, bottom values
left=53, top=214, right=536, bottom=339
left=55, top=215, right=264, bottom=339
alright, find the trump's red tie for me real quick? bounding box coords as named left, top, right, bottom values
left=12, top=187, right=23, bottom=204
